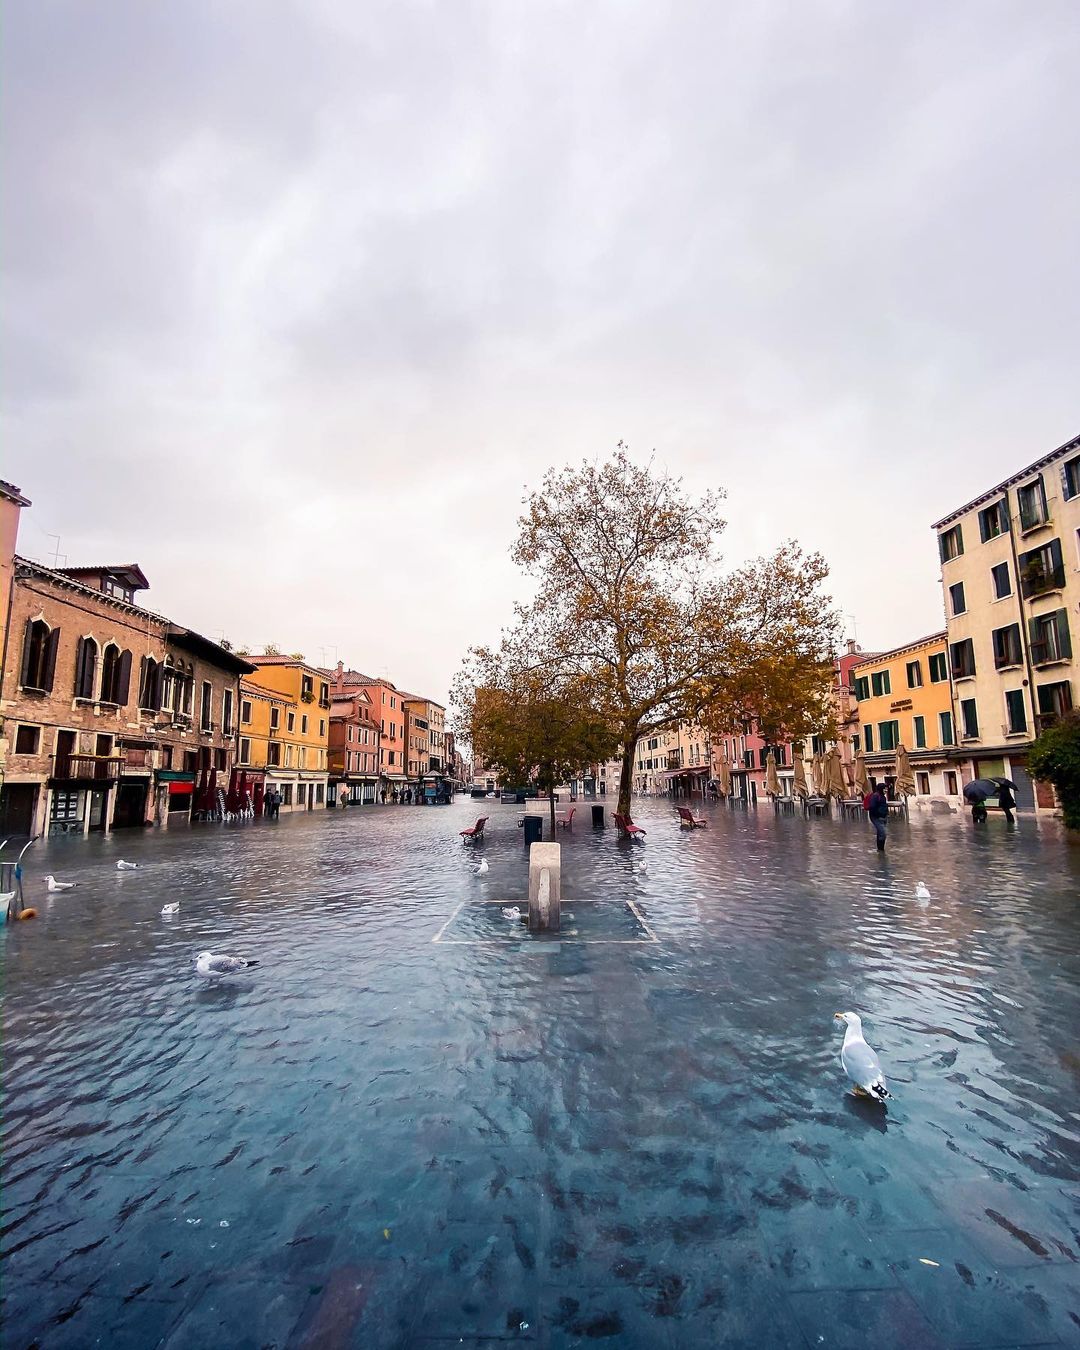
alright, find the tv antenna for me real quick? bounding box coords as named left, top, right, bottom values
left=46, top=534, right=67, bottom=567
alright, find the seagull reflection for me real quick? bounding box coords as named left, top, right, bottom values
left=844, top=1092, right=889, bottom=1135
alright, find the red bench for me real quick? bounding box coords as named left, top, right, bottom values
left=614, top=812, right=647, bottom=839
left=459, top=816, right=488, bottom=843
left=676, top=806, right=707, bottom=828
left=556, top=807, right=576, bottom=831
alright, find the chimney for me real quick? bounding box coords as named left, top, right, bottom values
left=334, top=660, right=344, bottom=690
left=846, top=639, right=859, bottom=655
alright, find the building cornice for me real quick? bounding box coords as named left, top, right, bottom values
left=852, top=631, right=947, bottom=671
left=932, top=430, right=1080, bottom=530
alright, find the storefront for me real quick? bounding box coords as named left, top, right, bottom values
left=157, top=770, right=196, bottom=820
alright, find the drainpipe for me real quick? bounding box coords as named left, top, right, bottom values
left=1006, top=488, right=1039, bottom=777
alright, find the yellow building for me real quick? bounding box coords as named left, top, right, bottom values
left=852, top=632, right=962, bottom=807
left=242, top=656, right=330, bottom=811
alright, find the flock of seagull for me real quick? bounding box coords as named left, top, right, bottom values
left=31, top=851, right=931, bottom=1103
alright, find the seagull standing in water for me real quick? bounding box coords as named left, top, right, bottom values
left=476, top=858, right=489, bottom=875
left=834, top=1012, right=890, bottom=1102
left=195, top=951, right=259, bottom=979
left=117, top=860, right=141, bottom=871
left=45, top=875, right=77, bottom=892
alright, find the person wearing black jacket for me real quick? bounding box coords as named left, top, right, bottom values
left=997, top=782, right=1016, bottom=824
left=867, top=784, right=890, bottom=851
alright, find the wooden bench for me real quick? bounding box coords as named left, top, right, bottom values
left=613, top=812, right=647, bottom=839
left=676, top=806, right=707, bottom=828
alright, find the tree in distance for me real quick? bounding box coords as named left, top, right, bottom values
left=1028, top=711, right=1080, bottom=830
left=457, top=445, right=840, bottom=817
left=455, top=667, right=619, bottom=834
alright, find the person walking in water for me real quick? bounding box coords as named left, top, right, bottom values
left=867, top=782, right=889, bottom=851
left=996, top=781, right=1015, bottom=825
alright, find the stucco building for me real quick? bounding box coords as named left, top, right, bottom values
left=933, top=431, right=1080, bottom=812
left=329, top=666, right=407, bottom=793
left=328, top=686, right=381, bottom=804
left=243, top=656, right=331, bottom=811
left=851, top=633, right=961, bottom=806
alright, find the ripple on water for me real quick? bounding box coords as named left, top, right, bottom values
left=2, top=800, right=1079, bottom=1344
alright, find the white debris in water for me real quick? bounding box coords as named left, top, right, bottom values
left=186, top=1218, right=201, bottom=1226
left=918, top=1257, right=939, bottom=1266
left=219, top=1220, right=230, bottom=1228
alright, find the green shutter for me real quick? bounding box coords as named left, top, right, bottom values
left=914, top=715, right=925, bottom=748
left=1055, top=609, right=1073, bottom=659
left=864, top=725, right=874, bottom=752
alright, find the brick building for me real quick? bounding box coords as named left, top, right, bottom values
left=0, top=555, right=252, bottom=837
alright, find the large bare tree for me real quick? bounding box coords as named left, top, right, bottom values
left=458, top=446, right=840, bottom=816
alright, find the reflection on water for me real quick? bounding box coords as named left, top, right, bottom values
left=2, top=800, right=1079, bottom=1347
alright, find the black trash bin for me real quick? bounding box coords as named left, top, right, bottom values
left=523, top=816, right=543, bottom=846
left=591, top=804, right=605, bottom=828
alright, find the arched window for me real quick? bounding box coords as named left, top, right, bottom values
left=21, top=619, right=60, bottom=693
left=100, top=644, right=132, bottom=705
left=139, top=656, right=162, bottom=711
left=74, top=636, right=99, bottom=700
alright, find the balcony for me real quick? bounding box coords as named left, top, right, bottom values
left=51, top=753, right=124, bottom=785
left=666, top=753, right=683, bottom=771
left=1035, top=712, right=1060, bottom=734
left=1020, top=565, right=1065, bottom=599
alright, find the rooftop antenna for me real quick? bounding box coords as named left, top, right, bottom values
left=318, top=645, right=338, bottom=668
left=846, top=613, right=859, bottom=644
left=46, top=534, right=67, bottom=567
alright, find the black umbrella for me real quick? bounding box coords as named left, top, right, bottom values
left=963, top=779, right=999, bottom=802
left=991, top=776, right=1017, bottom=790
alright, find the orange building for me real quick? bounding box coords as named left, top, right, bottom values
left=329, top=664, right=407, bottom=792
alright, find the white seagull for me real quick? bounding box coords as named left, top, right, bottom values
left=501, top=906, right=521, bottom=920
left=45, top=875, right=77, bottom=892
left=161, top=903, right=180, bottom=915
left=636, top=860, right=648, bottom=874
left=117, top=860, right=141, bottom=871
left=915, top=882, right=931, bottom=902
left=476, top=858, right=489, bottom=875
left=195, top=951, right=259, bottom=979
left=834, top=1011, right=890, bottom=1102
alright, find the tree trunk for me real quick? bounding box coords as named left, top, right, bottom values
left=617, top=735, right=637, bottom=817
left=549, top=786, right=557, bottom=835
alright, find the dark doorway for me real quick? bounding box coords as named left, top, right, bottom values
left=0, top=784, right=37, bottom=836
left=113, top=780, right=149, bottom=828
left=89, top=789, right=108, bottom=832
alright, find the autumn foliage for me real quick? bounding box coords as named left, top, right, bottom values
left=456, top=446, right=840, bottom=815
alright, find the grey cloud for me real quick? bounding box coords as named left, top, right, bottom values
left=3, top=1, right=1078, bottom=702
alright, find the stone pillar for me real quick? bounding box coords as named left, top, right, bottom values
left=527, top=842, right=561, bottom=933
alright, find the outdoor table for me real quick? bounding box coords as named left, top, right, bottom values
left=838, top=799, right=863, bottom=822
left=803, top=797, right=830, bottom=817
left=773, top=796, right=796, bottom=815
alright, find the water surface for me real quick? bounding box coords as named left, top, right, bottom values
left=3, top=800, right=1079, bottom=1347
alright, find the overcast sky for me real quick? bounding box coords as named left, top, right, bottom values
left=3, top=1, right=1078, bottom=706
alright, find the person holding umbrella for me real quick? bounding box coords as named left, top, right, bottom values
left=997, top=780, right=1016, bottom=824
left=963, top=778, right=1000, bottom=825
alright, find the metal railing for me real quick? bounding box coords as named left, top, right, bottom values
left=51, top=753, right=124, bottom=783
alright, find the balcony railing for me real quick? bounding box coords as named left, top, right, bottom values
left=52, top=753, right=124, bottom=784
